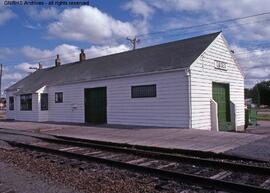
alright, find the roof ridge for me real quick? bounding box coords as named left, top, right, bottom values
left=6, top=31, right=221, bottom=93
left=46, top=31, right=222, bottom=69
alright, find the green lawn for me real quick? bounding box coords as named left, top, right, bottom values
left=257, top=114, right=270, bottom=121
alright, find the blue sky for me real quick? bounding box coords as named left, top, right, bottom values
left=0, top=0, right=270, bottom=92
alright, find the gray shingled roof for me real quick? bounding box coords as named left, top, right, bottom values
left=6, top=32, right=221, bottom=94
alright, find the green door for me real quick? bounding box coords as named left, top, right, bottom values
left=85, top=87, right=107, bottom=124
left=212, top=83, right=232, bottom=131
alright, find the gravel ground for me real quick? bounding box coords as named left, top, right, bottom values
left=0, top=162, right=78, bottom=193
left=0, top=132, right=41, bottom=144
left=0, top=147, right=224, bottom=193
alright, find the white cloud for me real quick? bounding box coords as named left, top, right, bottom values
left=21, top=44, right=79, bottom=65
left=15, top=62, right=39, bottom=73
left=148, top=0, right=204, bottom=12
left=124, top=0, right=154, bottom=19
left=0, top=9, right=15, bottom=25
left=22, top=46, right=53, bottom=59
left=85, top=44, right=129, bottom=58
left=147, top=0, right=270, bottom=17
left=123, top=0, right=153, bottom=38
left=0, top=0, right=5, bottom=7
left=2, top=66, right=20, bottom=80
left=232, top=44, right=270, bottom=87
left=146, top=0, right=270, bottom=41
left=23, top=23, right=42, bottom=30
left=247, top=68, right=270, bottom=79
left=0, top=48, right=14, bottom=59
left=21, top=43, right=130, bottom=66
left=22, top=44, right=76, bottom=59
left=27, top=7, right=59, bottom=20
left=3, top=71, right=24, bottom=80
left=233, top=45, right=270, bottom=69
left=2, top=66, right=26, bottom=92
left=140, top=0, right=270, bottom=88
left=3, top=73, right=25, bottom=93
left=48, top=6, right=137, bottom=43
left=1, top=43, right=129, bottom=91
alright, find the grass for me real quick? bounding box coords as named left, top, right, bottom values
left=257, top=114, right=270, bottom=121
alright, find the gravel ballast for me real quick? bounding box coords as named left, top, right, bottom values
left=0, top=147, right=221, bottom=193
left=0, top=161, right=79, bottom=193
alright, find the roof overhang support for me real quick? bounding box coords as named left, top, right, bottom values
left=185, top=68, right=192, bottom=129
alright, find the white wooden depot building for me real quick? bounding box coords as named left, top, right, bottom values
left=5, top=32, right=245, bottom=131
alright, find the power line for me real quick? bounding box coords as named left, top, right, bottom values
left=23, top=46, right=270, bottom=69
left=127, top=36, right=140, bottom=50
left=6, top=36, right=270, bottom=67
left=139, top=17, right=270, bottom=43
left=234, top=48, right=270, bottom=56
left=3, top=45, right=125, bottom=66
left=137, top=11, right=270, bottom=38
left=3, top=11, right=270, bottom=66
left=43, top=17, right=270, bottom=63
left=6, top=39, right=270, bottom=67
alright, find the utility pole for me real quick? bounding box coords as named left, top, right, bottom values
left=0, top=64, right=2, bottom=98
left=29, top=67, right=38, bottom=70
left=127, top=36, right=140, bottom=50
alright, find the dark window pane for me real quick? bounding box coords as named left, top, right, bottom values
left=20, top=94, right=32, bottom=111
left=131, top=84, right=156, bottom=98
left=41, top=93, right=48, bottom=110
left=9, top=97, right=14, bottom=110
left=55, top=92, right=63, bottom=103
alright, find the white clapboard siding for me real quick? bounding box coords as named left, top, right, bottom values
left=5, top=33, right=244, bottom=131
left=190, top=34, right=245, bottom=130
left=47, top=70, right=189, bottom=128
left=6, top=92, right=16, bottom=119
left=15, top=93, right=39, bottom=121
left=37, top=86, right=49, bottom=122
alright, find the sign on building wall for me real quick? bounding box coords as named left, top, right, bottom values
left=214, top=60, right=227, bottom=71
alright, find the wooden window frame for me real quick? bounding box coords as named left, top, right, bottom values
left=131, top=84, right=157, bottom=98
left=9, top=96, right=14, bottom=111
left=40, top=93, right=48, bottom=111
left=55, top=92, right=63, bottom=103
left=20, top=94, right=32, bottom=111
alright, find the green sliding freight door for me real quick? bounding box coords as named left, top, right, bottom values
left=85, top=87, right=107, bottom=124
left=212, top=83, right=232, bottom=131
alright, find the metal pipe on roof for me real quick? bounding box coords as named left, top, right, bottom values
left=55, top=54, right=61, bottom=67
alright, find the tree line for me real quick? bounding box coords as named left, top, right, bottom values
left=245, top=80, right=270, bottom=106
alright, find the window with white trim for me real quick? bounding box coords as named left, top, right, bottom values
left=55, top=92, right=63, bottom=103
left=20, top=94, right=32, bottom=111
left=9, top=96, right=14, bottom=110
left=41, top=93, right=48, bottom=110
left=131, top=84, right=156, bottom=98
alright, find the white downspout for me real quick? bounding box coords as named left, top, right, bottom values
left=185, top=68, right=192, bottom=129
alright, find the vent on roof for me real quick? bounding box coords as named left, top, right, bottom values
left=55, top=54, right=61, bottom=67
left=80, top=49, right=86, bottom=62
left=38, top=62, right=43, bottom=69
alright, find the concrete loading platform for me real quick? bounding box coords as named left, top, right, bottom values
left=0, top=121, right=269, bottom=161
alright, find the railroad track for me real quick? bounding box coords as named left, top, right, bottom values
left=0, top=130, right=270, bottom=192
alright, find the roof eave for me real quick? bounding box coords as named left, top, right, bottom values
left=50, top=67, right=188, bottom=87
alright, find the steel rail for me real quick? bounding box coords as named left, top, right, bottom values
left=0, top=128, right=263, bottom=162
left=0, top=129, right=269, bottom=175
left=55, top=134, right=265, bottom=162
left=4, top=140, right=270, bottom=193
left=41, top=136, right=270, bottom=175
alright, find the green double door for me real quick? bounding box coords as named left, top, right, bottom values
left=212, top=83, right=232, bottom=131
left=85, top=87, right=107, bottom=124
